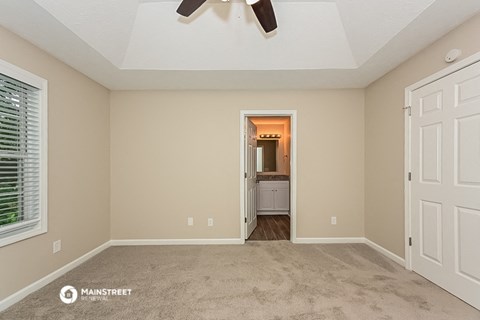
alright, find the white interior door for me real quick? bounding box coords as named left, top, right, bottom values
left=245, top=118, right=257, bottom=239
left=411, top=61, right=480, bottom=309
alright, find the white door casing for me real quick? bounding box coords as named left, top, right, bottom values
left=410, top=60, right=480, bottom=310
left=245, top=118, right=258, bottom=239
left=239, top=110, right=297, bottom=242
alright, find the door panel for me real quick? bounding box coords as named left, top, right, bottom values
left=456, top=74, right=480, bottom=105
left=245, top=119, right=257, bottom=239
left=411, top=61, right=480, bottom=309
left=274, top=186, right=290, bottom=211
left=455, top=206, right=480, bottom=283
left=420, top=90, right=443, bottom=116
left=420, top=200, right=443, bottom=264
left=456, top=114, right=480, bottom=185
left=258, top=189, right=274, bottom=210
left=420, top=123, right=442, bottom=183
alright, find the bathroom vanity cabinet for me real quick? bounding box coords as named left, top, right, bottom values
left=256, top=181, right=289, bottom=214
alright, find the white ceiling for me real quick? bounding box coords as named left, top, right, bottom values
left=0, top=0, right=479, bottom=90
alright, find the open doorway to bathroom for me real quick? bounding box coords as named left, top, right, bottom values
left=241, top=113, right=294, bottom=241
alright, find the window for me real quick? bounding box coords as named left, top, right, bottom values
left=0, top=59, right=47, bottom=247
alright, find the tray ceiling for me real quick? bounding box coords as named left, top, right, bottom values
left=0, top=0, right=479, bottom=89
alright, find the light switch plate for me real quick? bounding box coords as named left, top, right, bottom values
left=53, top=240, right=61, bottom=253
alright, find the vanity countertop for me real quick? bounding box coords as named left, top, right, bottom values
left=257, top=175, right=290, bottom=181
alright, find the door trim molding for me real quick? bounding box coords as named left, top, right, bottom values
left=240, top=110, right=297, bottom=243
left=404, top=51, right=480, bottom=271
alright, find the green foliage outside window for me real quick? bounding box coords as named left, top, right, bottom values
left=0, top=83, right=23, bottom=226
left=0, top=158, right=20, bottom=226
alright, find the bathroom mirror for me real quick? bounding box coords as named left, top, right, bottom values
left=257, top=140, right=277, bottom=172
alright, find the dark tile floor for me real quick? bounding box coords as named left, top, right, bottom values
left=248, top=215, right=290, bottom=241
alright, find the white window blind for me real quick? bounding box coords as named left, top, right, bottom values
left=0, top=60, right=47, bottom=247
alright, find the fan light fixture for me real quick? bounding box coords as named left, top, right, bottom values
left=176, top=0, right=277, bottom=33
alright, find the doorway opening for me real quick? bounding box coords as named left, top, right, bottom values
left=239, top=110, right=297, bottom=243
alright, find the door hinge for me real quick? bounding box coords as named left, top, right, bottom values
left=409, top=237, right=412, bottom=246
left=244, top=172, right=247, bottom=178
left=403, top=105, right=411, bottom=116
left=245, top=217, right=247, bottom=223
left=408, top=172, right=412, bottom=181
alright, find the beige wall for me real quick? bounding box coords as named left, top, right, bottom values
left=365, top=13, right=480, bottom=258
left=110, top=90, right=365, bottom=239
left=0, top=27, right=110, bottom=300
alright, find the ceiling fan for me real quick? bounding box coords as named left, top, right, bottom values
left=176, top=0, right=277, bottom=33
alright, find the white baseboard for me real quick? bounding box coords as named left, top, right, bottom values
left=364, top=238, right=405, bottom=267
left=0, top=240, right=111, bottom=312
left=294, top=237, right=406, bottom=267
left=293, top=237, right=366, bottom=244
left=111, top=238, right=244, bottom=246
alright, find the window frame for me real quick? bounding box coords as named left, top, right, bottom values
left=0, top=59, right=48, bottom=247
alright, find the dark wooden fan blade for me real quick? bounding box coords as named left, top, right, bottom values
left=251, top=0, right=277, bottom=33
left=176, top=0, right=208, bottom=17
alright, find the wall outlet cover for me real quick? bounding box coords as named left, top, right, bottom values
left=53, top=240, right=61, bottom=253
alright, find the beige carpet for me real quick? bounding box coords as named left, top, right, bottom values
left=1, top=242, right=479, bottom=320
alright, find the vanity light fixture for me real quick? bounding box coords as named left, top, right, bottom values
left=259, top=134, right=281, bottom=139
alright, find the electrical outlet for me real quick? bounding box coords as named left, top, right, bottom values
left=53, top=240, right=61, bottom=253
left=208, top=218, right=213, bottom=227
left=187, top=217, right=194, bottom=226
left=331, top=216, right=337, bottom=225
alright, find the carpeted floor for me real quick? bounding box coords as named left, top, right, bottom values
left=1, top=242, right=479, bottom=320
